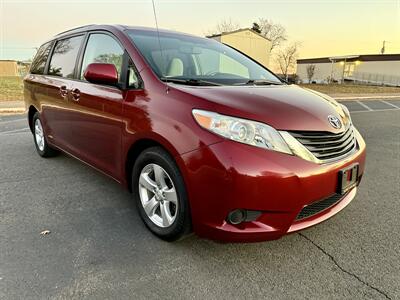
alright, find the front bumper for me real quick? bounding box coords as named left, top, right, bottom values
left=179, top=132, right=366, bottom=242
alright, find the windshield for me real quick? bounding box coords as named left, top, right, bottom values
left=127, top=29, right=283, bottom=86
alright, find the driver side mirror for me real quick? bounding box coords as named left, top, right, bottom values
left=84, top=63, right=118, bottom=86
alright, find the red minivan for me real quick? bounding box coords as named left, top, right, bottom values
left=24, top=25, right=366, bottom=242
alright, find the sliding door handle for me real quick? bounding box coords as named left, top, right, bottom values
left=71, top=88, right=80, bottom=101
left=59, top=85, right=68, bottom=98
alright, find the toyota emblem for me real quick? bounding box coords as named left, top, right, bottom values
left=328, top=115, right=342, bottom=129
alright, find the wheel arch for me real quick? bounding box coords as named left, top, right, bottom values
left=28, top=105, right=39, bottom=133
left=124, top=136, right=184, bottom=192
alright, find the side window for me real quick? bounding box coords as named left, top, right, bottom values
left=80, top=33, right=124, bottom=81
left=30, top=41, right=53, bottom=74
left=128, top=64, right=140, bottom=88
left=48, top=35, right=84, bottom=78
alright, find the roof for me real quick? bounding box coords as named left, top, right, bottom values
left=297, top=54, right=400, bottom=64
left=50, top=24, right=206, bottom=42
left=54, top=24, right=126, bottom=38
left=207, top=28, right=271, bottom=41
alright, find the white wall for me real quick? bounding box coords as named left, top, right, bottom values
left=297, top=62, right=342, bottom=83
left=356, top=61, right=400, bottom=76
left=297, top=60, right=400, bottom=85
left=212, top=30, right=272, bottom=67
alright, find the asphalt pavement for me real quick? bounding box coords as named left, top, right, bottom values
left=1, top=100, right=399, bottom=299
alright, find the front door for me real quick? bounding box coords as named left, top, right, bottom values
left=66, top=33, right=126, bottom=179
left=65, top=81, right=124, bottom=180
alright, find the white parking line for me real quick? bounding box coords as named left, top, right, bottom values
left=380, top=100, right=400, bottom=109
left=351, top=108, right=399, bottom=113
left=356, top=101, right=373, bottom=111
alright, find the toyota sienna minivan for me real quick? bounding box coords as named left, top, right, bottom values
left=24, top=25, right=366, bottom=242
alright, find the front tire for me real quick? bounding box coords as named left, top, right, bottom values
left=32, top=112, right=58, bottom=158
left=132, top=147, right=191, bottom=241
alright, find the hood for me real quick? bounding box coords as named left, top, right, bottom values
left=172, top=84, right=349, bottom=133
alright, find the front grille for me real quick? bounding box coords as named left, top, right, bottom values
left=296, top=193, right=344, bottom=220
left=290, top=123, right=357, bottom=162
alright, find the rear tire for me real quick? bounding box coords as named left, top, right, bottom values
left=132, top=147, right=191, bottom=241
left=32, top=112, right=58, bottom=158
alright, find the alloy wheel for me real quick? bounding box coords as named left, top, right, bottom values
left=34, top=118, right=45, bottom=151
left=138, top=163, right=178, bottom=228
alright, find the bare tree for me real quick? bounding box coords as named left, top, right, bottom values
left=208, top=18, right=286, bottom=52
left=251, top=22, right=261, bottom=34
left=276, top=42, right=300, bottom=81
left=306, top=64, right=316, bottom=83
left=256, top=18, right=287, bottom=51
left=208, top=18, right=240, bottom=35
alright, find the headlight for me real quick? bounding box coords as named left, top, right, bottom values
left=192, top=109, right=292, bottom=155
left=340, top=103, right=350, bottom=115
left=279, top=131, right=321, bottom=164
left=340, top=104, right=352, bottom=123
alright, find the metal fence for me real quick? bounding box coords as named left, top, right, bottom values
left=345, top=72, right=400, bottom=87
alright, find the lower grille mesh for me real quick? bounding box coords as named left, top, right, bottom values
left=296, top=193, right=345, bottom=220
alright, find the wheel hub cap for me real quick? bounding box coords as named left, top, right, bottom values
left=34, top=119, right=45, bottom=151
left=138, top=163, right=178, bottom=228
left=154, top=188, right=164, bottom=201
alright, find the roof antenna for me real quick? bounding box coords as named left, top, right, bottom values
left=151, top=0, right=169, bottom=93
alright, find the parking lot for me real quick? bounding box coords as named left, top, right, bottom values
left=1, top=99, right=399, bottom=299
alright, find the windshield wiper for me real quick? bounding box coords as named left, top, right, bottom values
left=234, top=79, right=283, bottom=86
left=160, top=77, right=222, bottom=86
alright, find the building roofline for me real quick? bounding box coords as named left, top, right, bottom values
left=297, top=54, right=400, bottom=64
left=207, top=28, right=271, bottom=41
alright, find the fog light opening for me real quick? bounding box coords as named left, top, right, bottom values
left=227, top=209, right=247, bottom=225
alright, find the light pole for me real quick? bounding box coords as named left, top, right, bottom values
left=381, top=41, right=386, bottom=54
left=341, top=58, right=347, bottom=84
left=329, top=58, right=334, bottom=84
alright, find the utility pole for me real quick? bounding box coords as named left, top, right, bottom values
left=329, top=58, right=334, bottom=84
left=381, top=41, right=387, bottom=54
left=341, top=58, right=347, bottom=84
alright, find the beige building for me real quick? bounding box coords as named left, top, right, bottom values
left=0, top=60, right=19, bottom=76
left=296, top=54, right=400, bottom=86
left=208, top=28, right=272, bottom=68
left=0, top=60, right=31, bottom=77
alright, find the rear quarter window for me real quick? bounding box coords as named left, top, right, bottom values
left=30, top=41, right=53, bottom=74
left=48, top=35, right=84, bottom=78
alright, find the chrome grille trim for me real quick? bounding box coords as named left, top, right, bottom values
left=289, top=123, right=357, bottom=163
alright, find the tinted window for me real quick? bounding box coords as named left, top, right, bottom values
left=30, top=41, right=53, bottom=74
left=195, top=48, right=249, bottom=78
left=80, top=33, right=124, bottom=81
left=48, top=35, right=84, bottom=78
left=128, top=30, right=281, bottom=85
left=128, top=63, right=140, bottom=88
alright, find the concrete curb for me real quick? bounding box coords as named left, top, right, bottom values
left=0, top=108, right=26, bottom=115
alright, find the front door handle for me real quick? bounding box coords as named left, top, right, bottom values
left=59, top=85, right=68, bottom=98
left=71, top=88, right=80, bottom=101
